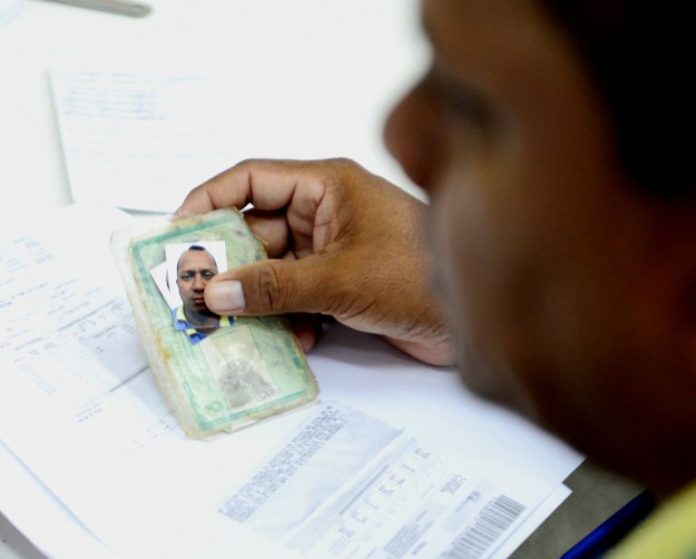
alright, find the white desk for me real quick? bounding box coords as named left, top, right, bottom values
left=0, top=2, right=583, bottom=558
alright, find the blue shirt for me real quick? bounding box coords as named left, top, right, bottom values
left=172, top=306, right=232, bottom=345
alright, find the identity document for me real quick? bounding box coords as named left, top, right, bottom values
left=113, top=209, right=319, bottom=439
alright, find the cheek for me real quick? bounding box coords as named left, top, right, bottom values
left=430, top=173, right=508, bottom=395
left=432, top=166, right=514, bottom=339
left=429, top=166, right=546, bottom=411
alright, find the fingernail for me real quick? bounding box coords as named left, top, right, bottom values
left=174, top=206, right=192, bottom=218
left=206, top=280, right=245, bottom=313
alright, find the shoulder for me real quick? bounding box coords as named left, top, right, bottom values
left=172, top=306, right=188, bottom=330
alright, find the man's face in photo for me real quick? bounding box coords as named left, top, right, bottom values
left=176, top=248, right=219, bottom=315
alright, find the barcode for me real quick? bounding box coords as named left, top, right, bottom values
left=441, top=495, right=525, bottom=559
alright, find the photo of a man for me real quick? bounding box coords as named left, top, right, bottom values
left=166, top=242, right=231, bottom=344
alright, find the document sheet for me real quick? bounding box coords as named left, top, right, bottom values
left=51, top=70, right=235, bottom=212
left=0, top=205, right=583, bottom=558
left=218, top=402, right=555, bottom=559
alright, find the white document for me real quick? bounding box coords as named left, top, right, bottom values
left=0, top=205, right=582, bottom=558
left=217, top=401, right=555, bottom=559
left=0, top=205, right=136, bottom=559
left=50, top=70, right=236, bottom=212
left=0, top=205, right=184, bottom=555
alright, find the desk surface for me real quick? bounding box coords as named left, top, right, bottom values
left=513, top=462, right=642, bottom=558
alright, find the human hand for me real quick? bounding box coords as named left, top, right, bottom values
left=177, top=159, right=453, bottom=366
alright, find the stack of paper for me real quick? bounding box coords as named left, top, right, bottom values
left=0, top=205, right=582, bottom=558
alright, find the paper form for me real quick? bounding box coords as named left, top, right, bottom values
left=217, top=402, right=553, bottom=559
left=51, top=70, right=236, bottom=212
left=0, top=205, right=139, bottom=558
left=0, top=205, right=581, bottom=559
left=0, top=206, right=186, bottom=554
left=0, top=213, right=170, bottom=452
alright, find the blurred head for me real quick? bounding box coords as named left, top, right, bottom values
left=385, top=0, right=696, bottom=493
left=176, top=246, right=219, bottom=316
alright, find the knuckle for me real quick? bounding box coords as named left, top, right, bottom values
left=315, top=158, right=359, bottom=194
left=326, top=157, right=359, bottom=172
left=255, top=263, right=284, bottom=313
left=233, top=158, right=263, bottom=172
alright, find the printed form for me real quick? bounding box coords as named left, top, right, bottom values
left=51, top=70, right=236, bottom=213
left=0, top=206, right=186, bottom=555
left=0, top=205, right=578, bottom=558
left=217, top=402, right=553, bottom=559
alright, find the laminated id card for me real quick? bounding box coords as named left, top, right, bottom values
left=112, top=209, right=319, bottom=439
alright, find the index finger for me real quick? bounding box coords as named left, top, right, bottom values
left=176, top=159, right=328, bottom=217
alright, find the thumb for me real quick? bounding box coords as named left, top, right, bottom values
left=204, top=256, right=330, bottom=316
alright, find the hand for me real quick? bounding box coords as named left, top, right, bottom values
left=177, top=158, right=453, bottom=366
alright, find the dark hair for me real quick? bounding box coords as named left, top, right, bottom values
left=542, top=1, right=694, bottom=197
left=176, top=245, right=217, bottom=273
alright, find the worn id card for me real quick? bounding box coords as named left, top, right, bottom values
left=112, top=209, right=319, bottom=439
